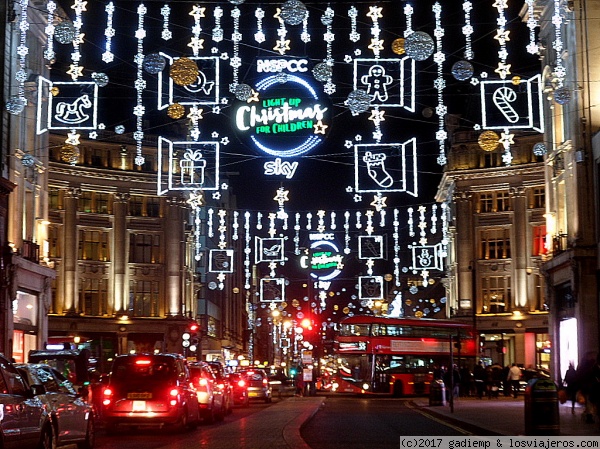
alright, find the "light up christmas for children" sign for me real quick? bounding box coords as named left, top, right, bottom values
left=233, top=61, right=331, bottom=166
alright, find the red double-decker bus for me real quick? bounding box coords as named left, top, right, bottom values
left=331, top=315, right=477, bottom=396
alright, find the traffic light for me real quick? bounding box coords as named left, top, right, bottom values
left=182, top=321, right=200, bottom=352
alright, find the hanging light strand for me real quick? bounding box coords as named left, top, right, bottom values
left=133, top=3, right=147, bottom=166
left=433, top=2, right=447, bottom=165
left=44, top=1, right=56, bottom=62
left=102, top=2, right=115, bottom=63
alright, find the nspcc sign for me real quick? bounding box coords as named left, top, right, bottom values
left=234, top=72, right=330, bottom=158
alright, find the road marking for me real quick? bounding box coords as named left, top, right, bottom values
left=405, top=401, right=474, bottom=435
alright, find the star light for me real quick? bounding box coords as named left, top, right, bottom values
left=247, top=90, right=260, bottom=103
left=66, top=64, right=84, bottom=80
left=366, top=6, right=383, bottom=20
left=66, top=130, right=80, bottom=146
left=189, top=5, right=205, bottom=19
left=188, top=37, right=204, bottom=53
left=313, top=121, right=328, bottom=134
left=370, top=193, right=387, bottom=212
left=273, top=187, right=289, bottom=207
left=494, top=62, right=512, bottom=79
left=273, top=39, right=291, bottom=55
left=368, top=38, right=384, bottom=53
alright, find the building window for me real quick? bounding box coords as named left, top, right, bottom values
left=129, top=195, right=144, bottom=216
left=481, top=276, right=511, bottom=313
left=532, top=188, right=545, bottom=209
left=480, top=228, right=511, bottom=259
left=49, top=189, right=61, bottom=210
left=146, top=197, right=161, bottom=217
left=78, top=230, right=110, bottom=261
left=129, top=233, right=161, bottom=263
left=80, top=278, right=108, bottom=316
left=479, top=193, right=493, bottom=213
left=532, top=225, right=547, bottom=256
left=129, top=280, right=160, bottom=317
left=96, top=193, right=110, bottom=214
left=78, top=191, right=93, bottom=213
left=495, top=191, right=511, bottom=212
left=48, top=225, right=61, bottom=258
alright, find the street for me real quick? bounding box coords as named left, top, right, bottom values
left=91, top=396, right=476, bottom=449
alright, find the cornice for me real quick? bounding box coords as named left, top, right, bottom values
left=50, top=162, right=157, bottom=186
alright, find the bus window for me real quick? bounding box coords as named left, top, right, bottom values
left=340, top=324, right=370, bottom=337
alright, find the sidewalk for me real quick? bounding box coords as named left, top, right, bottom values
left=411, top=395, right=600, bottom=436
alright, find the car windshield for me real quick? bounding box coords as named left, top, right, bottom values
left=112, top=358, right=173, bottom=381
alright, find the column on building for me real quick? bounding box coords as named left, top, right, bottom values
left=62, top=187, right=80, bottom=313
left=510, top=187, right=528, bottom=309
left=165, top=196, right=184, bottom=317
left=454, top=191, right=477, bottom=313
left=112, top=192, right=129, bottom=314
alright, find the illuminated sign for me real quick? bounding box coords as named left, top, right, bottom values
left=234, top=71, right=330, bottom=159
left=300, top=238, right=344, bottom=284
left=256, top=58, right=308, bottom=73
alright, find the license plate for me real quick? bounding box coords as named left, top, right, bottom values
left=132, top=401, right=147, bottom=411
left=248, top=392, right=259, bottom=397
left=128, top=392, right=152, bottom=399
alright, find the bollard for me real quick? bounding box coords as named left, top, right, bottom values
left=429, top=379, right=446, bottom=406
left=524, top=378, right=560, bottom=435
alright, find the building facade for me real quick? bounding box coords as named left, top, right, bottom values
left=46, top=133, right=247, bottom=371
left=437, top=130, right=550, bottom=370
left=528, top=0, right=600, bottom=382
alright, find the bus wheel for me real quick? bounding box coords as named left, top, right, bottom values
left=392, top=381, right=403, bottom=397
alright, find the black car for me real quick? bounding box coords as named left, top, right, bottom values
left=227, top=372, right=250, bottom=407
left=101, top=353, right=201, bottom=432
left=0, top=353, right=53, bottom=449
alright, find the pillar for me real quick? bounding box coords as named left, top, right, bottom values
left=62, top=187, right=80, bottom=313
left=165, top=196, right=184, bottom=316
left=112, top=192, right=129, bottom=314
left=510, top=187, right=528, bottom=309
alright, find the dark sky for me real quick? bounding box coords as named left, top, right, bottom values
left=48, top=0, right=539, bottom=214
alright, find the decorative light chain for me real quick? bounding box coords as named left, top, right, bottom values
left=244, top=211, right=251, bottom=289
left=552, top=0, right=566, bottom=86
left=161, top=4, right=172, bottom=41
left=218, top=209, right=227, bottom=248
left=254, top=8, right=266, bottom=43
left=212, top=6, right=223, bottom=43
left=44, top=1, right=56, bottom=61
left=344, top=211, right=351, bottom=254
left=301, top=12, right=310, bottom=43
left=322, top=7, right=335, bottom=94
left=404, top=4, right=413, bottom=37
left=15, top=0, right=29, bottom=105
left=294, top=213, right=301, bottom=255
left=433, top=2, right=447, bottom=165
left=493, top=0, right=511, bottom=79
left=274, top=8, right=290, bottom=55
left=188, top=4, right=205, bottom=56
left=230, top=6, right=242, bottom=92
left=348, top=6, right=360, bottom=42
left=418, top=205, right=427, bottom=246
left=393, top=209, right=401, bottom=287
left=367, top=5, right=383, bottom=58
left=68, top=0, right=86, bottom=81
left=232, top=210, right=239, bottom=240
left=408, top=207, right=415, bottom=237
left=430, top=204, right=438, bottom=234
left=102, top=2, right=115, bottom=63
left=524, top=0, right=539, bottom=55
left=462, top=1, right=473, bottom=60
left=208, top=208, right=214, bottom=237
left=133, top=3, right=147, bottom=166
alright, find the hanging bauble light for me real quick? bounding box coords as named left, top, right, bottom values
left=228, top=0, right=245, bottom=4
left=60, top=145, right=80, bottom=165
left=167, top=103, right=185, bottom=119
left=280, top=0, right=308, bottom=26
left=405, top=31, right=435, bottom=61
left=114, top=125, right=125, bottom=134
left=54, top=21, right=77, bottom=44
left=91, top=72, right=109, bottom=87
left=533, top=142, right=547, bottom=156
left=234, top=83, right=253, bottom=101
left=312, top=62, right=332, bottom=82
left=511, top=76, right=522, bottom=85
left=391, top=38, right=406, bottom=55
left=346, top=89, right=371, bottom=114
left=143, top=53, right=166, bottom=74
left=169, top=57, right=199, bottom=86
left=21, top=154, right=36, bottom=167
left=50, top=87, right=60, bottom=96
left=5, top=96, right=26, bottom=115
left=451, top=60, right=474, bottom=81
left=554, top=86, right=571, bottom=105
left=478, top=130, right=500, bottom=152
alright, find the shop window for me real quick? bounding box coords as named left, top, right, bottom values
left=129, top=280, right=160, bottom=317
left=80, top=278, right=108, bottom=316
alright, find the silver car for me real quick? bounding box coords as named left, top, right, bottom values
left=16, top=363, right=95, bottom=449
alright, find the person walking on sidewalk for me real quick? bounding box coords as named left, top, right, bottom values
left=508, top=363, right=521, bottom=398
left=474, top=361, right=486, bottom=399
left=564, top=362, right=579, bottom=414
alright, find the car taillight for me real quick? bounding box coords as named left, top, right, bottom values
left=263, top=378, right=268, bottom=385
left=217, top=383, right=225, bottom=389
left=102, top=387, right=113, bottom=406
left=199, top=378, right=208, bottom=387
left=169, top=388, right=179, bottom=406
left=238, top=380, right=246, bottom=387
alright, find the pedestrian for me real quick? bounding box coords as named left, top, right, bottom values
left=473, top=361, right=486, bottom=399
left=507, top=363, right=521, bottom=398
left=576, top=351, right=597, bottom=423
left=443, top=364, right=461, bottom=401
left=295, top=370, right=305, bottom=397
left=564, top=362, right=578, bottom=414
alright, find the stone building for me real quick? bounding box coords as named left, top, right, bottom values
left=526, top=0, right=600, bottom=381
left=437, top=130, right=550, bottom=369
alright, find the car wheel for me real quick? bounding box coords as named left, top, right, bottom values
left=77, top=417, right=95, bottom=449
left=204, top=403, right=215, bottom=424
left=175, top=409, right=189, bottom=432
left=39, top=425, right=56, bottom=449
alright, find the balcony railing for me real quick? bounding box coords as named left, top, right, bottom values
left=552, top=234, right=568, bottom=254
left=21, top=240, right=40, bottom=263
